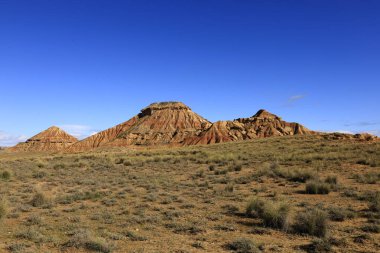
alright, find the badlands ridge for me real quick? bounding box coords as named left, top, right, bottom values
left=9, top=102, right=377, bottom=152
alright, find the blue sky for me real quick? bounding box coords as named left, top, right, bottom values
left=1, top=0, right=379, bottom=146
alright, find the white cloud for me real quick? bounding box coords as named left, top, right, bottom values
left=288, top=95, right=305, bottom=102
left=335, top=130, right=355, bottom=134
left=0, top=131, right=27, bottom=147
left=367, top=130, right=380, bottom=137
left=284, top=94, right=306, bottom=107
left=58, top=125, right=98, bottom=140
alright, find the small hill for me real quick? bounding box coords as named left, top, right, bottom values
left=9, top=126, right=78, bottom=152
left=184, top=109, right=313, bottom=145
left=67, top=102, right=211, bottom=151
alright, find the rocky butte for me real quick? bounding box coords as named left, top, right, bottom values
left=67, top=102, right=211, bottom=152
left=9, top=126, right=78, bottom=152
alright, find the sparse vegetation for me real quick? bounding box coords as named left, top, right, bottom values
left=304, top=238, right=332, bottom=253
left=63, top=229, right=113, bottom=253
left=0, top=170, right=11, bottom=180
left=368, top=192, right=380, bottom=213
left=305, top=180, right=330, bottom=194
left=324, top=175, right=338, bottom=185
left=0, top=135, right=379, bottom=252
left=0, top=198, right=7, bottom=220
left=293, top=209, right=328, bottom=237
left=246, top=198, right=291, bottom=230
left=30, top=192, right=50, bottom=207
left=354, top=172, right=380, bottom=184
left=226, top=238, right=261, bottom=253
left=328, top=207, right=355, bottom=221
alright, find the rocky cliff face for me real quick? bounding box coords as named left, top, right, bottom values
left=183, top=109, right=313, bottom=145
left=9, top=126, right=78, bottom=152
left=67, top=102, right=211, bottom=151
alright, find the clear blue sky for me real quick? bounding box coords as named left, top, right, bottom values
left=1, top=0, right=379, bottom=145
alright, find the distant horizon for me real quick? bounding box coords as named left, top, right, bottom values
left=1, top=100, right=378, bottom=147
left=1, top=1, right=379, bottom=146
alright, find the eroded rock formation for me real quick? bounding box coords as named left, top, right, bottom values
left=184, top=109, right=313, bottom=145
left=67, top=102, right=211, bottom=151
left=10, top=126, right=78, bottom=152
left=10, top=102, right=376, bottom=153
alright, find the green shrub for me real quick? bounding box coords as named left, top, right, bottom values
left=229, top=164, right=242, bottom=172
left=226, top=238, right=261, bottom=253
left=225, top=184, right=234, bottom=193
left=114, top=158, right=124, bottom=164
left=246, top=198, right=266, bottom=218
left=125, top=231, right=147, bottom=241
left=325, top=175, right=337, bottom=185
left=257, top=163, right=318, bottom=183
left=328, top=207, right=355, bottom=221
left=246, top=198, right=291, bottom=230
left=85, top=238, right=113, bottom=253
left=15, top=227, right=46, bottom=243
left=30, top=192, right=50, bottom=207
left=354, top=173, right=380, bottom=184
left=7, top=243, right=28, bottom=252
left=357, top=159, right=370, bottom=165
left=123, top=160, right=132, bottom=166
left=63, top=229, right=113, bottom=253
left=362, top=224, right=380, bottom=233
left=369, top=192, right=380, bottom=213
left=305, top=181, right=330, bottom=194
left=293, top=209, right=328, bottom=237
left=0, top=198, right=7, bottom=220
left=304, top=238, right=332, bottom=253
left=287, top=169, right=317, bottom=183
left=0, top=170, right=11, bottom=180
left=32, top=171, right=47, bottom=178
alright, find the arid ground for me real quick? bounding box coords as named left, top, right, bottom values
left=0, top=135, right=379, bottom=253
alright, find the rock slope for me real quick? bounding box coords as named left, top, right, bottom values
left=67, top=102, right=211, bottom=151
left=10, top=126, right=78, bottom=152
left=184, top=109, right=312, bottom=145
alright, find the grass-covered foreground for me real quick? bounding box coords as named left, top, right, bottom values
left=0, top=135, right=379, bottom=252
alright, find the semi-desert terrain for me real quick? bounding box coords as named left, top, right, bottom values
left=0, top=134, right=379, bottom=253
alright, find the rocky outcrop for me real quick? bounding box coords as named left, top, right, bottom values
left=67, top=102, right=211, bottom=151
left=320, top=132, right=378, bottom=141
left=9, top=126, right=78, bottom=152
left=183, top=109, right=313, bottom=145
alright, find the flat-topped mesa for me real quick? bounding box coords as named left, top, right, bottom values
left=10, top=126, right=78, bottom=152
left=139, top=101, right=190, bottom=115
left=67, top=101, right=211, bottom=151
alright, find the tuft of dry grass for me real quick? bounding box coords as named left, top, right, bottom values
left=293, top=209, right=329, bottom=238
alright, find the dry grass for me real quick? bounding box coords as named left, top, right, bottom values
left=0, top=135, right=379, bottom=252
